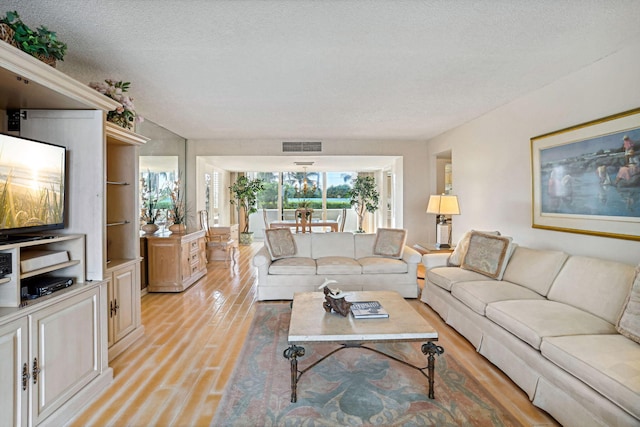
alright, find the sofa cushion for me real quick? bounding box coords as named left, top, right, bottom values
left=268, top=257, right=317, bottom=275
left=291, top=233, right=312, bottom=258
left=451, top=281, right=545, bottom=316
left=359, top=257, right=408, bottom=274
left=502, top=247, right=568, bottom=296
left=541, top=334, right=640, bottom=419
left=373, top=228, right=407, bottom=259
left=485, top=300, right=617, bottom=350
left=311, top=232, right=355, bottom=259
left=547, top=256, right=636, bottom=325
left=448, top=230, right=501, bottom=266
left=427, top=266, right=490, bottom=291
left=264, top=228, right=296, bottom=260
left=617, top=266, right=640, bottom=344
left=316, top=257, right=362, bottom=275
left=354, top=233, right=376, bottom=259
left=461, top=232, right=515, bottom=280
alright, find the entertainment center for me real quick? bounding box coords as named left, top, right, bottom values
left=0, top=42, right=148, bottom=426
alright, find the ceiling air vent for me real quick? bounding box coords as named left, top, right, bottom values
left=282, top=141, right=322, bottom=152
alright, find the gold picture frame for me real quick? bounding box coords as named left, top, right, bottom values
left=531, top=108, right=640, bottom=241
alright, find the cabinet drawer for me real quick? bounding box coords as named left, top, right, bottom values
left=189, top=240, right=199, bottom=252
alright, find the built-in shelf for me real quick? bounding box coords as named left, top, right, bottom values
left=21, top=260, right=81, bottom=280
left=0, top=277, right=10, bottom=285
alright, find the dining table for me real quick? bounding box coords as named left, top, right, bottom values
left=268, top=219, right=339, bottom=232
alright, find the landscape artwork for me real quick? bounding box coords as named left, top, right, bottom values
left=0, top=135, right=66, bottom=230
left=531, top=108, right=640, bottom=241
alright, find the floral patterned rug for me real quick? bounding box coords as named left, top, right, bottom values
left=211, top=302, right=522, bottom=427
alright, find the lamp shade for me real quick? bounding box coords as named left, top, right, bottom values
left=426, top=195, right=460, bottom=215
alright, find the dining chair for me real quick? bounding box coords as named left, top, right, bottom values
left=295, top=208, right=313, bottom=233
left=199, top=209, right=236, bottom=265
left=262, top=208, right=270, bottom=230
left=338, top=208, right=347, bottom=232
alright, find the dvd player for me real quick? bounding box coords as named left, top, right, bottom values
left=21, top=276, right=74, bottom=299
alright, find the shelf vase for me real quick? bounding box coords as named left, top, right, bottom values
left=141, top=223, right=159, bottom=234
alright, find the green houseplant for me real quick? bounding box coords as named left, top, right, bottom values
left=1, top=11, right=67, bottom=65
left=348, top=176, right=380, bottom=232
left=230, top=175, right=265, bottom=244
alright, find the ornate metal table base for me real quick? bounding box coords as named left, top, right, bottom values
left=283, top=341, right=444, bottom=403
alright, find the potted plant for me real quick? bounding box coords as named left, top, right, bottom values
left=348, top=176, right=380, bottom=232
left=140, top=174, right=160, bottom=234
left=230, top=175, right=265, bottom=244
left=0, top=11, right=67, bottom=66
left=167, top=176, right=186, bottom=233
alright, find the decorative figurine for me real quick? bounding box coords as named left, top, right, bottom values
left=318, top=279, right=352, bottom=317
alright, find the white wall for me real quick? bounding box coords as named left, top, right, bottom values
left=427, top=39, right=640, bottom=265
left=186, top=139, right=429, bottom=244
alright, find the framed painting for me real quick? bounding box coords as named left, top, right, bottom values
left=531, top=108, right=640, bottom=241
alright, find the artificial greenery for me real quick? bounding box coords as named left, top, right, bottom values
left=1, top=11, right=67, bottom=61
left=168, top=176, right=186, bottom=225
left=348, top=176, right=380, bottom=232
left=230, top=175, right=265, bottom=233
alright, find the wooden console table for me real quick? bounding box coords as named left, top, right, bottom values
left=144, top=229, right=207, bottom=292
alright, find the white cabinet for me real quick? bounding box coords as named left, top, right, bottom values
left=0, top=317, right=29, bottom=426
left=0, top=42, right=118, bottom=426
left=106, top=261, right=144, bottom=361
left=105, top=123, right=147, bottom=361
left=0, top=282, right=109, bottom=427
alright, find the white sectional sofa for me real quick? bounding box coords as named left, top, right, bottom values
left=253, top=230, right=421, bottom=301
left=421, top=231, right=640, bottom=427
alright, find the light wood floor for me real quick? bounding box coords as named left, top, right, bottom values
left=69, top=243, right=559, bottom=427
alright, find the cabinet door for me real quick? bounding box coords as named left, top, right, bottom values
left=110, top=264, right=137, bottom=344
left=0, top=317, right=29, bottom=427
left=181, top=242, right=191, bottom=281
left=30, top=288, right=102, bottom=425
left=20, top=109, right=105, bottom=281
left=197, top=238, right=207, bottom=270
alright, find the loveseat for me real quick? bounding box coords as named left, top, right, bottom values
left=421, top=231, right=640, bottom=427
left=253, top=229, right=420, bottom=301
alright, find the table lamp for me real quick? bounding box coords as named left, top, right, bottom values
left=426, top=194, right=460, bottom=248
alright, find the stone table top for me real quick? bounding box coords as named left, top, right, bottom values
left=288, top=290, right=438, bottom=344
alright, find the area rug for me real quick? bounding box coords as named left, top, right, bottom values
left=211, top=302, right=522, bottom=427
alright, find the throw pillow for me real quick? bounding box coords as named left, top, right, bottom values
left=461, top=232, right=513, bottom=280
left=448, top=230, right=501, bottom=266
left=617, top=265, right=640, bottom=344
left=264, top=228, right=297, bottom=260
left=373, top=228, right=407, bottom=259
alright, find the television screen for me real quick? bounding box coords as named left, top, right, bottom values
left=0, top=133, right=66, bottom=239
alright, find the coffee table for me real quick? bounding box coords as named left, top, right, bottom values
left=284, top=290, right=444, bottom=403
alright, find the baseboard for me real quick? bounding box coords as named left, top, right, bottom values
left=108, top=326, right=145, bottom=362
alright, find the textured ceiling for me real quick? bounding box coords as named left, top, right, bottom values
left=3, top=1, right=640, bottom=141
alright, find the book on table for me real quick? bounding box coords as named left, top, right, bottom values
left=350, top=301, right=389, bottom=319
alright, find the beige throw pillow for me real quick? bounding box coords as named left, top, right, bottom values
left=373, top=228, right=407, bottom=259
left=448, top=230, right=501, bottom=266
left=617, top=265, right=640, bottom=344
left=264, top=228, right=297, bottom=260
left=461, top=232, right=514, bottom=280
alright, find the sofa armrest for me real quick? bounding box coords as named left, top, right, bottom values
left=253, top=246, right=272, bottom=268
left=402, top=246, right=421, bottom=265
left=422, top=253, right=450, bottom=270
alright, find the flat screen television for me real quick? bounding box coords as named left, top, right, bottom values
left=0, top=133, right=67, bottom=242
